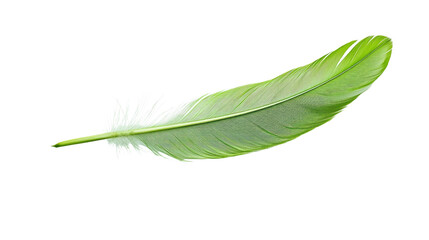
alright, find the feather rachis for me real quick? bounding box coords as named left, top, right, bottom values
left=54, top=36, right=392, bottom=160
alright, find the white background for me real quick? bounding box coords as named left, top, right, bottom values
left=1, top=0, right=428, bottom=239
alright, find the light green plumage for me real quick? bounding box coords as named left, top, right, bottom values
left=53, top=35, right=392, bottom=160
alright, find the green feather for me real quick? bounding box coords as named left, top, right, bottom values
left=53, top=35, right=392, bottom=160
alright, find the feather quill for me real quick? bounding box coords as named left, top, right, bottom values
left=53, top=35, right=392, bottom=160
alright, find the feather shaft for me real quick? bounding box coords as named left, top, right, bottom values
left=53, top=35, right=392, bottom=159
left=53, top=132, right=118, bottom=147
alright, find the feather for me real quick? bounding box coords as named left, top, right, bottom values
left=53, top=35, right=392, bottom=160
